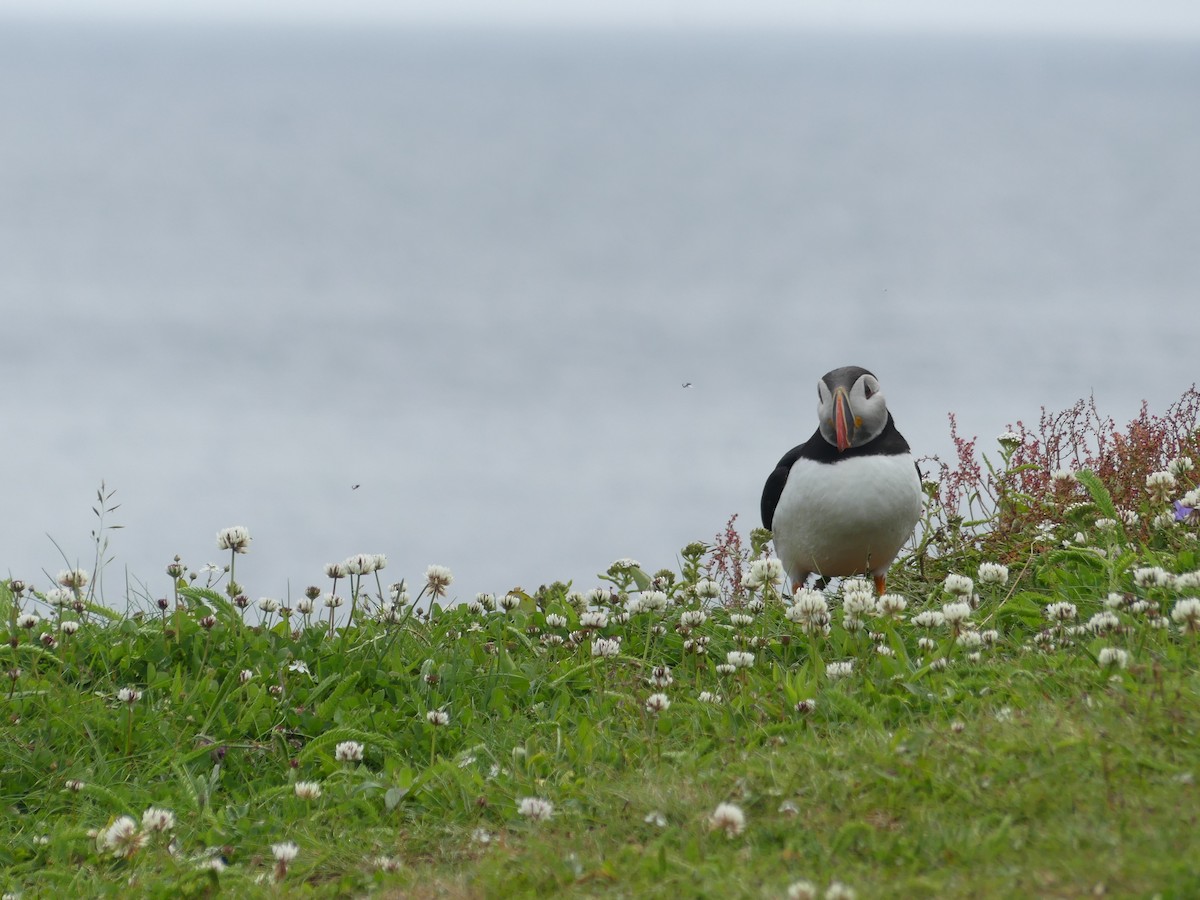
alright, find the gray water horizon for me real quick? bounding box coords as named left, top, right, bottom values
left=2, top=22, right=1197, bottom=607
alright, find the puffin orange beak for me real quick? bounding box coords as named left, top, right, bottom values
left=833, top=387, right=853, bottom=452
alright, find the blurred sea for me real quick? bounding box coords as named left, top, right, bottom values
left=1, top=22, right=1197, bottom=605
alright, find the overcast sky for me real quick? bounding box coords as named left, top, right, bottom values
left=3, top=0, right=1200, bottom=39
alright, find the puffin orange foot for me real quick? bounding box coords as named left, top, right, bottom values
left=874, top=574, right=887, bottom=596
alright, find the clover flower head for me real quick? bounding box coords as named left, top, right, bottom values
left=294, top=781, right=322, bottom=800
left=216, top=526, right=251, bottom=553
left=1168, top=456, right=1195, bottom=476
left=426, top=709, right=450, bottom=727
left=257, top=597, right=280, bottom=613
left=786, top=880, right=819, bottom=900
left=943, top=574, right=974, bottom=597
left=977, top=562, right=1009, bottom=586
left=726, top=650, right=755, bottom=669
left=592, top=637, right=621, bottom=658
left=46, top=587, right=73, bottom=607
left=1045, top=601, right=1077, bottom=622
left=1133, top=566, right=1175, bottom=589
left=424, top=565, right=454, bottom=598
left=1097, top=647, right=1129, bottom=669
left=16, top=613, right=39, bottom=629
left=941, top=602, right=972, bottom=625
left=295, top=597, right=315, bottom=614
left=101, top=815, right=145, bottom=857
left=57, top=568, right=90, bottom=589
left=698, top=691, right=722, bottom=703
left=708, top=802, right=745, bottom=837
left=1171, top=597, right=1200, bottom=634
left=545, top=613, right=568, bottom=629
left=826, top=660, right=854, bottom=680
left=680, top=609, right=708, bottom=628
left=912, top=610, right=945, bottom=629
left=117, top=687, right=142, bottom=705
left=694, top=578, right=721, bottom=599
left=142, top=807, right=175, bottom=833
left=498, top=593, right=521, bottom=612
left=645, top=692, right=671, bottom=713
left=517, top=796, right=554, bottom=822
left=334, top=740, right=364, bottom=763
left=580, top=610, right=609, bottom=629
left=876, top=593, right=908, bottom=617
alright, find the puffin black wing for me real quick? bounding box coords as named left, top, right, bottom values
left=761, top=438, right=814, bottom=531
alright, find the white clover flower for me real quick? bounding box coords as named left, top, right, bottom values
left=1172, top=598, right=1200, bottom=634
left=912, top=610, right=945, bottom=629
left=141, top=807, right=175, bottom=833
left=1133, top=567, right=1175, bottom=589
left=644, top=810, right=668, bottom=828
left=1097, top=647, right=1129, bottom=669
left=714, top=663, right=737, bottom=676
left=287, top=660, right=310, bottom=676
left=1118, top=509, right=1139, bottom=527
left=647, top=665, right=672, bottom=688
left=694, top=578, right=721, bottom=599
left=295, top=597, right=315, bottom=615
left=786, top=880, right=819, bottom=900
left=917, top=636, right=937, bottom=653
left=389, top=582, right=409, bottom=605
left=977, top=563, right=1009, bottom=586
left=726, top=650, right=755, bottom=669
left=517, top=796, right=554, bottom=822
left=1147, top=471, right=1178, bottom=503
left=16, top=613, right=39, bottom=629
left=956, top=630, right=983, bottom=649
left=592, top=637, right=621, bottom=659
left=1094, top=517, right=1118, bottom=530
left=45, top=587, right=72, bottom=608
left=294, top=781, right=322, bottom=800
left=640, top=590, right=669, bottom=612
left=729, top=613, right=754, bottom=628
left=216, top=526, right=251, bottom=553
left=324, top=561, right=349, bottom=579
left=238, top=669, right=254, bottom=684
left=842, top=587, right=876, bottom=618
left=708, top=802, right=745, bottom=837
left=826, top=660, right=854, bottom=680
left=941, top=602, right=972, bottom=625
left=426, top=709, right=450, bottom=727
left=679, top=609, right=708, bottom=628
left=1045, top=601, right=1077, bottom=622
left=424, top=565, right=454, bottom=598
left=1087, top=610, right=1121, bottom=635
left=272, top=841, right=299, bottom=863
left=1051, top=468, right=1077, bottom=486
left=544, top=613, right=567, bottom=629
left=101, top=815, right=144, bottom=857
left=323, top=593, right=344, bottom=609
left=580, top=610, right=609, bottom=629
left=825, top=882, right=858, bottom=900
left=117, top=687, right=142, bottom=705
left=57, top=567, right=90, bottom=589
left=498, top=593, right=522, bottom=613
left=1168, top=456, right=1195, bottom=476
left=645, top=693, right=671, bottom=713
left=257, top=597, right=280, bottom=613
left=1175, top=572, right=1200, bottom=591
left=343, top=554, right=370, bottom=575
left=745, top=558, right=784, bottom=589
left=876, top=593, right=908, bottom=617
left=794, top=698, right=817, bottom=714
left=334, top=740, right=364, bottom=763
left=943, top=574, right=974, bottom=596
left=698, top=691, right=722, bottom=703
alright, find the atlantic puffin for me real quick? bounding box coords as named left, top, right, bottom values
left=761, top=366, right=922, bottom=596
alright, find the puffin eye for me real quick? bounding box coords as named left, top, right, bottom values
left=863, top=382, right=875, bottom=400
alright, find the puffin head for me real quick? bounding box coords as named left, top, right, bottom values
left=817, top=366, right=889, bottom=452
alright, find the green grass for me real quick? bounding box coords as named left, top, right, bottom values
left=3, top=459, right=1200, bottom=898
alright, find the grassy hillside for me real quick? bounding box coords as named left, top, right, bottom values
left=3, top=390, right=1199, bottom=898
